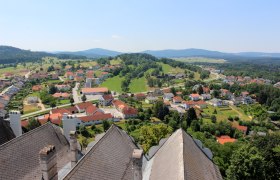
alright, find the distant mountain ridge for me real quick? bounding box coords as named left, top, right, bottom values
left=57, top=48, right=280, bottom=59
left=1, top=45, right=280, bottom=64
left=56, top=48, right=122, bottom=58
left=0, top=46, right=86, bottom=64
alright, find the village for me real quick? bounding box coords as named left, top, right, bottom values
left=0, top=57, right=277, bottom=148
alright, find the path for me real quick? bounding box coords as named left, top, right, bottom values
left=37, top=98, right=46, bottom=111
left=72, top=82, right=80, bottom=103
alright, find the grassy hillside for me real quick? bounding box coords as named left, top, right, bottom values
left=129, top=77, right=148, bottom=93
left=100, top=75, right=124, bottom=93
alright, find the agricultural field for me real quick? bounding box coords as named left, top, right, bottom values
left=23, top=104, right=41, bottom=114
left=157, top=62, right=184, bottom=74
left=129, top=77, right=148, bottom=93
left=202, top=105, right=251, bottom=122
left=174, top=57, right=227, bottom=63
left=110, top=58, right=122, bottom=65
left=100, top=75, right=124, bottom=93
left=79, top=61, right=98, bottom=68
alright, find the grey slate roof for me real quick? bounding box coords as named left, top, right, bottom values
left=0, top=123, right=70, bottom=180
left=145, top=129, right=222, bottom=180
left=0, top=118, right=15, bottom=145
left=64, top=124, right=139, bottom=180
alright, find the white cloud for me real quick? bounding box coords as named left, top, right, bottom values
left=111, top=35, right=122, bottom=39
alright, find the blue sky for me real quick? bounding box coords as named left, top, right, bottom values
left=0, top=0, right=279, bottom=52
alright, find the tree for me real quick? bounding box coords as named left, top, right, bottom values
left=211, top=115, right=217, bottom=123
left=197, top=85, right=204, bottom=95
left=49, top=85, right=57, bottom=94
left=186, top=107, right=197, bottom=126
left=226, top=144, right=265, bottom=180
left=138, top=124, right=173, bottom=152
left=70, top=97, right=74, bottom=105
left=189, top=72, right=194, bottom=79
left=50, top=101, right=56, bottom=109
left=213, top=90, right=220, bottom=98
left=27, top=118, right=40, bottom=131
left=171, top=87, right=176, bottom=96
left=81, top=94, right=87, bottom=102
left=153, top=101, right=169, bottom=120
left=102, top=120, right=111, bottom=132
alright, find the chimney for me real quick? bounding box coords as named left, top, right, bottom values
left=62, top=113, right=77, bottom=141
left=132, top=149, right=143, bottom=180
left=9, top=111, right=22, bottom=137
left=69, top=131, right=78, bottom=168
left=39, top=145, right=57, bottom=180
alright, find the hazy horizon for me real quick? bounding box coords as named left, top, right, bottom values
left=1, top=0, right=280, bottom=53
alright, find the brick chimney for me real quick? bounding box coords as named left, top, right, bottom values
left=39, top=145, right=58, bottom=180
left=132, top=149, right=143, bottom=180
left=69, top=131, right=78, bottom=168
left=9, top=111, right=22, bottom=137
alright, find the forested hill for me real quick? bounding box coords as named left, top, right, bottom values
left=0, top=46, right=86, bottom=64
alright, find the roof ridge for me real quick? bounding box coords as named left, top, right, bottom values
left=63, top=124, right=119, bottom=178
left=181, top=129, right=215, bottom=162
left=0, top=122, right=54, bottom=149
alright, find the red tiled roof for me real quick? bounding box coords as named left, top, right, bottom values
left=112, top=100, right=128, bottom=109
left=52, top=92, right=70, bottom=98
left=21, top=120, right=29, bottom=128
left=65, top=71, right=74, bottom=76
left=81, top=87, right=108, bottom=93
left=217, top=136, right=237, bottom=145
left=183, top=100, right=196, bottom=105
left=190, top=93, right=200, bottom=98
left=123, top=107, right=138, bottom=115
left=65, top=106, right=79, bottom=113
left=76, top=102, right=93, bottom=110
left=173, top=96, right=183, bottom=102
left=86, top=105, right=99, bottom=115
left=135, top=93, right=146, bottom=98
left=32, top=85, right=42, bottom=91
left=232, top=124, right=248, bottom=132
left=38, top=113, right=62, bottom=125
left=162, top=88, right=171, bottom=93
left=79, top=113, right=113, bottom=122
left=194, top=100, right=207, bottom=105
left=51, top=108, right=71, bottom=115
left=220, top=89, right=229, bottom=93
left=176, top=91, right=182, bottom=95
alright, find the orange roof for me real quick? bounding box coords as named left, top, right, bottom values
left=176, top=91, right=182, bottom=95
left=76, top=102, right=93, bottom=110
left=135, top=93, right=146, bottom=98
left=162, top=88, right=171, bottom=93
left=38, top=113, right=62, bottom=125
left=217, top=136, right=237, bottom=145
left=232, top=124, right=248, bottom=132
left=52, top=92, right=70, bottom=98
left=79, top=113, right=113, bottom=122
left=21, top=120, right=29, bottom=128
left=85, top=105, right=98, bottom=115
left=190, top=93, right=200, bottom=98
left=183, top=100, right=196, bottom=105
left=32, top=85, right=42, bottom=91
left=173, top=96, right=183, bottom=102
left=123, top=107, right=138, bottom=115
left=51, top=108, right=72, bottom=115
left=82, top=87, right=108, bottom=93
left=112, top=100, right=128, bottom=109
